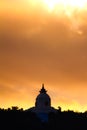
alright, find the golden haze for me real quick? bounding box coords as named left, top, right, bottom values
left=0, top=0, right=87, bottom=112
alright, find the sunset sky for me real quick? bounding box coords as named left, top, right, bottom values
left=1, top=0, right=87, bottom=112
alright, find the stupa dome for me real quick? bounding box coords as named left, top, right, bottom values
left=28, top=84, right=57, bottom=117
left=35, top=84, right=51, bottom=108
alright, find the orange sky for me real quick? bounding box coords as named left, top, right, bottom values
left=0, top=0, right=87, bottom=112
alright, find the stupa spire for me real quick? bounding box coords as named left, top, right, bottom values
left=39, top=84, right=47, bottom=93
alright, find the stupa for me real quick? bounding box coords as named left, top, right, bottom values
left=28, top=84, right=57, bottom=122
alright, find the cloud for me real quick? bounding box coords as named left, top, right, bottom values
left=0, top=5, right=87, bottom=110
left=0, top=12, right=87, bottom=86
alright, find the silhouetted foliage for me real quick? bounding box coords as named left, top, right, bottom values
left=0, top=106, right=87, bottom=130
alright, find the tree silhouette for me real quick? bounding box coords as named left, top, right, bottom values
left=0, top=106, right=87, bottom=130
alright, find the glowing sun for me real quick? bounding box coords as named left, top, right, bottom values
left=28, top=0, right=87, bottom=34
left=43, top=0, right=87, bottom=10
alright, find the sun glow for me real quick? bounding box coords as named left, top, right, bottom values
left=28, top=0, right=87, bottom=8
left=29, top=0, right=87, bottom=35
left=43, top=0, right=87, bottom=11
left=42, top=0, right=87, bottom=24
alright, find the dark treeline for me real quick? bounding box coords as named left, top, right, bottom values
left=0, top=106, right=87, bottom=130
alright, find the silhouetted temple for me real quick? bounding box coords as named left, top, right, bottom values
left=1, top=84, right=87, bottom=130
left=28, top=84, right=57, bottom=122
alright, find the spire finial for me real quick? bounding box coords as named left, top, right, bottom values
left=39, top=84, right=47, bottom=93
left=42, top=83, right=44, bottom=89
